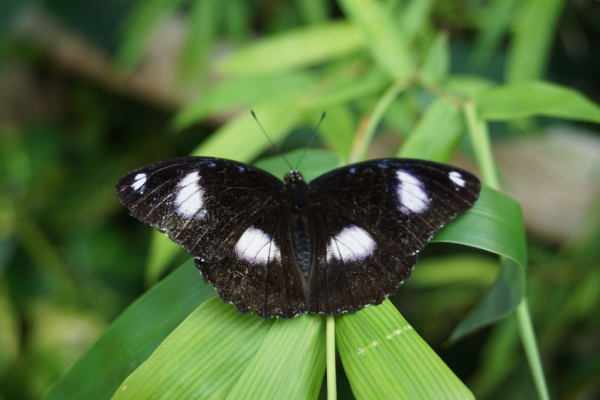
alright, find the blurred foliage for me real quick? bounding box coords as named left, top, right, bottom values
left=1, top=0, right=599, bottom=399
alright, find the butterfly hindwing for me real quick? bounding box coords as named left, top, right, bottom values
left=116, top=157, right=284, bottom=262
left=308, top=203, right=417, bottom=315
left=196, top=202, right=308, bottom=318
left=309, top=159, right=480, bottom=257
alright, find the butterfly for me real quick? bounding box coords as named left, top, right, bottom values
left=116, top=157, right=480, bottom=318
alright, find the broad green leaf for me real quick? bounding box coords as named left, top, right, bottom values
left=477, top=81, right=600, bottom=123
left=144, top=230, right=182, bottom=285
left=254, top=149, right=344, bottom=183
left=117, top=0, right=186, bottom=70
left=338, top=0, right=413, bottom=79
left=432, top=186, right=527, bottom=340
left=173, top=72, right=314, bottom=129
left=398, top=98, right=464, bottom=163
left=112, top=298, right=325, bottom=400
left=226, top=314, right=326, bottom=399
left=217, top=22, right=365, bottom=75
left=420, top=32, right=449, bottom=86
left=505, top=0, right=565, bottom=82
left=337, top=300, right=473, bottom=399
left=399, top=0, right=435, bottom=42
left=44, top=261, right=214, bottom=400
left=178, top=0, right=220, bottom=84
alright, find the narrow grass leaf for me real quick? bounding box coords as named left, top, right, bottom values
left=420, top=32, right=449, bottom=86
left=477, top=81, right=600, bottom=123
left=297, top=0, right=330, bottom=24
left=338, top=0, right=413, bottom=79
left=337, top=299, right=474, bottom=399
left=226, top=315, right=326, bottom=399
left=173, top=72, right=314, bottom=129
left=111, top=298, right=274, bottom=399
left=218, top=22, right=365, bottom=75
left=505, top=0, right=565, bottom=82
left=398, top=97, right=464, bottom=163
left=44, top=261, right=214, bottom=400
left=117, top=0, right=186, bottom=70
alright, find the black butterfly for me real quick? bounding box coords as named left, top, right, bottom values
left=116, top=157, right=480, bottom=318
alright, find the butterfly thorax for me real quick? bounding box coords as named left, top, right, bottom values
left=284, top=171, right=312, bottom=280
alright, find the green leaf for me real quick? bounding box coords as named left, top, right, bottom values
left=117, top=0, right=186, bottom=70
left=178, top=0, right=220, bottom=84
left=338, top=0, right=413, bottom=79
left=432, top=186, right=527, bottom=340
left=336, top=300, right=474, bottom=399
left=317, top=105, right=356, bottom=160
left=172, top=73, right=314, bottom=129
left=407, top=255, right=499, bottom=289
left=254, top=149, right=344, bottom=182
left=471, top=0, right=519, bottom=67
left=190, top=102, right=303, bottom=159
left=0, top=282, right=19, bottom=379
left=44, top=261, right=215, bottom=400
left=420, top=32, right=449, bottom=86
left=217, top=22, right=365, bottom=76
left=443, top=75, right=496, bottom=99
left=144, top=230, right=182, bottom=285
left=296, top=0, right=331, bottom=24
left=399, top=0, right=435, bottom=42
left=477, top=81, right=600, bottom=123
left=112, top=298, right=325, bottom=400
left=398, top=97, right=464, bottom=163
left=505, top=0, right=565, bottom=82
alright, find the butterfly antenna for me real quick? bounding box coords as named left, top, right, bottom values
left=251, top=110, right=293, bottom=170
left=295, top=111, right=326, bottom=170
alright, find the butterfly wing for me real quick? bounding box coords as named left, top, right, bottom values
left=309, top=158, right=481, bottom=258
left=307, top=202, right=417, bottom=315
left=116, top=157, right=284, bottom=262
left=196, top=201, right=308, bottom=318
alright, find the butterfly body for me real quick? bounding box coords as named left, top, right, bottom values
left=116, top=157, right=480, bottom=318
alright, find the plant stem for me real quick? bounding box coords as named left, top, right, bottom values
left=350, top=78, right=409, bottom=163
left=463, top=101, right=549, bottom=400
left=326, top=315, right=337, bottom=400
left=516, top=300, right=550, bottom=400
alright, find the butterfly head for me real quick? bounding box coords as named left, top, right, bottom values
left=284, top=171, right=308, bottom=211
left=284, top=170, right=304, bottom=183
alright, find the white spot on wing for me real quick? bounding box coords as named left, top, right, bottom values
left=235, top=227, right=280, bottom=264
left=396, top=170, right=430, bottom=214
left=174, top=172, right=204, bottom=218
left=327, top=225, right=376, bottom=262
left=131, top=173, right=146, bottom=192
left=449, top=171, right=466, bottom=187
